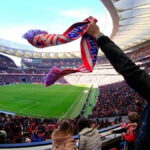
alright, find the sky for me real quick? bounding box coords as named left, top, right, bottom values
left=0, top=0, right=112, bottom=66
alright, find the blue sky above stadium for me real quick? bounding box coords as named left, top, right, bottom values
left=0, top=0, right=112, bottom=65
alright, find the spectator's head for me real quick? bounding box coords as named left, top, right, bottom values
left=135, top=101, right=143, bottom=114
left=128, top=112, right=139, bottom=123
left=77, top=118, right=90, bottom=132
left=58, top=120, right=73, bottom=135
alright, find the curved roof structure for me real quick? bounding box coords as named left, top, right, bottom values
left=0, top=0, right=150, bottom=59
left=102, top=0, right=150, bottom=50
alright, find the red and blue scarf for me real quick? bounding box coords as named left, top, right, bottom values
left=23, top=16, right=99, bottom=86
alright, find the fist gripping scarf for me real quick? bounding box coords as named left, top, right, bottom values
left=23, top=16, right=99, bottom=86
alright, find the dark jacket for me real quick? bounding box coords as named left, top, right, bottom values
left=97, top=36, right=150, bottom=150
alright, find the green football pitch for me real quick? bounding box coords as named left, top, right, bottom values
left=0, top=84, right=90, bottom=119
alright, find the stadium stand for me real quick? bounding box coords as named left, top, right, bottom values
left=0, top=112, right=124, bottom=144
left=0, top=54, right=16, bottom=69
left=0, top=0, right=150, bottom=149
left=92, top=81, right=147, bottom=118
left=0, top=42, right=149, bottom=148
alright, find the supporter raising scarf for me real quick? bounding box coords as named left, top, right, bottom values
left=23, top=16, right=99, bottom=86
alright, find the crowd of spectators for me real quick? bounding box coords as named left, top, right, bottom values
left=0, top=112, right=123, bottom=144
left=0, top=67, right=69, bottom=85
left=0, top=43, right=149, bottom=86
left=0, top=74, right=69, bottom=85
left=0, top=54, right=16, bottom=69
left=1, top=43, right=149, bottom=71
left=127, top=44, right=150, bottom=61
left=0, top=113, right=58, bottom=144
left=22, top=58, right=82, bottom=69
left=92, top=81, right=147, bottom=118
left=0, top=44, right=149, bottom=146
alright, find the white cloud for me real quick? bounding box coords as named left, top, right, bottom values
left=59, top=7, right=113, bottom=36
left=60, top=8, right=92, bottom=19
left=0, top=24, right=81, bottom=53
left=0, top=25, right=40, bottom=45
left=0, top=7, right=113, bottom=53
left=0, top=1, right=113, bottom=66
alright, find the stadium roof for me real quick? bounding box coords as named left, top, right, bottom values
left=102, top=0, right=150, bottom=50
left=0, top=0, right=150, bottom=59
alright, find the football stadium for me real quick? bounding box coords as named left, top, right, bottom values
left=0, top=0, right=150, bottom=150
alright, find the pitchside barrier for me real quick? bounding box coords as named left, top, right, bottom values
left=0, top=123, right=122, bottom=150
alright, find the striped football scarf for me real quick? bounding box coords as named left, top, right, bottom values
left=23, top=16, right=99, bottom=86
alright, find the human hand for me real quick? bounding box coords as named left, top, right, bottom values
left=86, top=23, right=101, bottom=39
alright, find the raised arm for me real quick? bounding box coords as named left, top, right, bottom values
left=87, top=23, right=150, bottom=101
